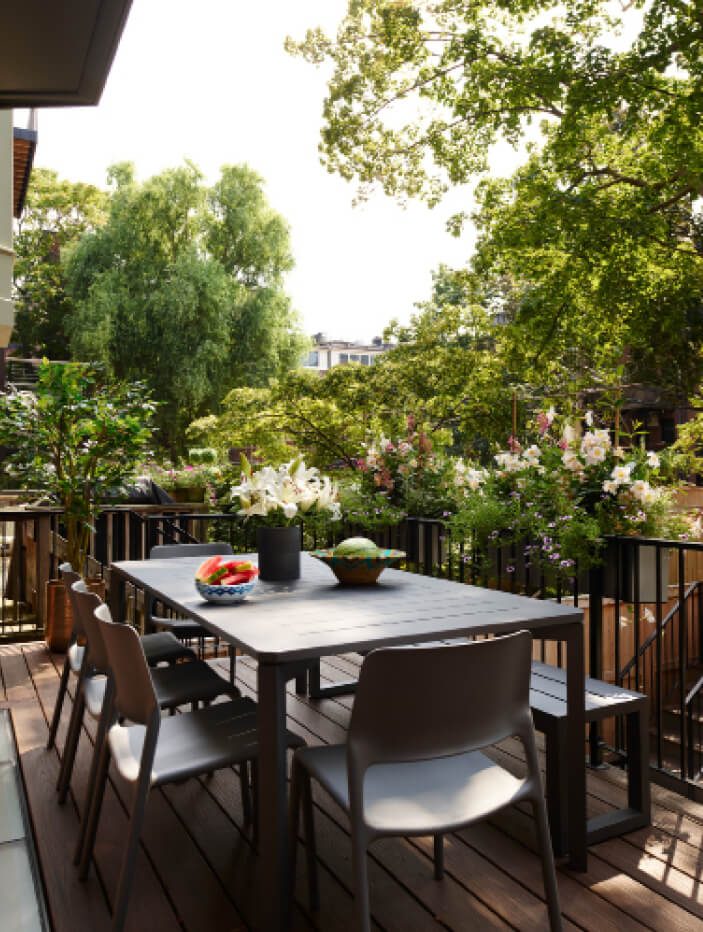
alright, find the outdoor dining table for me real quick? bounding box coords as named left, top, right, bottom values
left=109, top=552, right=585, bottom=931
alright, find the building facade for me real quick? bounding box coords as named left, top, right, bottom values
left=302, top=334, right=394, bottom=373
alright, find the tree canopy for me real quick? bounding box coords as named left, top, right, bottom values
left=12, top=168, right=108, bottom=357
left=65, top=162, right=306, bottom=454
left=289, top=1, right=703, bottom=396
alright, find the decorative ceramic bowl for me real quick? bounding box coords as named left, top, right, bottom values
left=310, top=549, right=406, bottom=585
left=195, top=578, right=256, bottom=604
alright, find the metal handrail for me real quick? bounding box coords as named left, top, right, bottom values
left=619, top=581, right=698, bottom=681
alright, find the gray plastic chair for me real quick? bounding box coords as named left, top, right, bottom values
left=290, top=631, right=563, bottom=932
left=148, top=542, right=237, bottom=678
left=56, top=582, right=243, bottom=812
left=80, top=602, right=305, bottom=932
left=48, top=563, right=196, bottom=751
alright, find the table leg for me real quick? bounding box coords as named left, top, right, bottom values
left=109, top=570, right=126, bottom=623
left=565, top=622, right=587, bottom=870
left=258, top=661, right=292, bottom=931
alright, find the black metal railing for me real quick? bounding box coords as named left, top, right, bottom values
left=10, top=501, right=703, bottom=797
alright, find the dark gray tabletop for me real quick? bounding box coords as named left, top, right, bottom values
left=111, top=553, right=583, bottom=664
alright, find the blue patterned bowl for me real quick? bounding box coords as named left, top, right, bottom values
left=195, top=578, right=256, bottom=604
left=310, top=549, right=405, bottom=584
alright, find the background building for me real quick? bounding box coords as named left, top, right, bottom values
left=302, top=333, right=394, bottom=373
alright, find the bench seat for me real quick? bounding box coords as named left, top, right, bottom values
left=530, top=660, right=650, bottom=854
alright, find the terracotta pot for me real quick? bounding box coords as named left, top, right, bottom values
left=44, top=576, right=106, bottom=652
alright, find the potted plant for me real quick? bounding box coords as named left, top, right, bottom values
left=0, top=360, right=155, bottom=647
left=231, top=454, right=341, bottom=580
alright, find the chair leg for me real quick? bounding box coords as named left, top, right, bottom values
left=251, top=760, right=259, bottom=851
left=288, top=757, right=302, bottom=906
left=56, top=688, right=86, bottom=803
left=78, top=728, right=112, bottom=880
left=532, top=794, right=563, bottom=932
left=433, top=834, right=444, bottom=880
left=524, top=727, right=563, bottom=932
left=229, top=645, right=236, bottom=684
left=350, top=828, right=372, bottom=932
left=47, top=657, right=71, bottom=749
left=111, top=775, right=152, bottom=932
left=240, top=760, right=252, bottom=825
left=74, top=690, right=113, bottom=865
left=301, top=770, right=319, bottom=911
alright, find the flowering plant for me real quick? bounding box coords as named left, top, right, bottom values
left=448, top=407, right=681, bottom=582
left=356, top=416, right=462, bottom=517
left=231, top=454, right=341, bottom=524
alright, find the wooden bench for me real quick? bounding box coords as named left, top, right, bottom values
left=530, top=660, right=650, bottom=856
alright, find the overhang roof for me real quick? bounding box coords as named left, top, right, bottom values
left=13, top=126, right=37, bottom=218
left=0, top=1, right=132, bottom=108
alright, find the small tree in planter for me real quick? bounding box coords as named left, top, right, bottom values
left=0, top=360, right=156, bottom=573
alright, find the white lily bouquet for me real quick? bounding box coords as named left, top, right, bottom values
left=231, top=455, right=342, bottom=524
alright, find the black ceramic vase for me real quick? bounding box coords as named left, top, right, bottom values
left=256, top=525, right=301, bottom=581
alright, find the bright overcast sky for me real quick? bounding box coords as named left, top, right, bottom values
left=21, top=0, right=521, bottom=343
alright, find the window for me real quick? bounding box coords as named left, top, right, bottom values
left=304, top=351, right=319, bottom=367
left=339, top=353, right=348, bottom=364
left=360, top=354, right=369, bottom=365
left=350, top=353, right=360, bottom=362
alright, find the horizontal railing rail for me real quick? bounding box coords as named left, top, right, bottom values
left=9, top=501, right=703, bottom=797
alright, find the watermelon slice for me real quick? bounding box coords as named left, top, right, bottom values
left=204, top=565, right=230, bottom=584
left=220, top=570, right=257, bottom=585
left=195, top=555, right=222, bottom=581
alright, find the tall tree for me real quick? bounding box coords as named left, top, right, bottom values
left=66, top=162, right=306, bottom=455
left=289, top=1, right=703, bottom=393
left=11, top=168, right=107, bottom=357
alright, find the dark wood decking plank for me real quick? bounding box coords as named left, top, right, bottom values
left=487, top=801, right=703, bottom=932
left=22, top=643, right=183, bottom=932
left=1, top=647, right=113, bottom=932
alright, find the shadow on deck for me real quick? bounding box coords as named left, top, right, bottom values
left=2, top=642, right=703, bottom=931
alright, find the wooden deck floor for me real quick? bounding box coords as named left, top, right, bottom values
left=3, top=641, right=703, bottom=932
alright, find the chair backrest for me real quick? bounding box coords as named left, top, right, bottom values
left=348, top=631, right=533, bottom=773
left=94, top=602, right=158, bottom=727
left=71, top=580, right=110, bottom=674
left=59, top=563, right=84, bottom=640
left=149, top=542, right=234, bottom=559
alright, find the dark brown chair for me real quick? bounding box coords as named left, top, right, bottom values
left=47, top=563, right=195, bottom=751
left=148, top=542, right=236, bottom=676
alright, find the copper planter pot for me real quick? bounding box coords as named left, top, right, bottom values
left=44, top=576, right=106, bottom=652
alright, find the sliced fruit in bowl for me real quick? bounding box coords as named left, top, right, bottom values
left=195, top=556, right=259, bottom=603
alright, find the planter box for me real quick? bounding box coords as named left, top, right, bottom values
left=602, top=540, right=670, bottom=603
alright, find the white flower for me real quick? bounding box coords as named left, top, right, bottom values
left=583, top=444, right=607, bottom=466
left=495, top=451, right=521, bottom=472
left=602, top=479, right=619, bottom=495
left=562, top=450, right=581, bottom=472
left=646, top=451, right=660, bottom=469
left=523, top=444, right=541, bottom=467
left=610, top=463, right=633, bottom=485
left=584, top=410, right=593, bottom=426
left=281, top=501, right=298, bottom=519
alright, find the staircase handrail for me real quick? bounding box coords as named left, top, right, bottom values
left=619, top=580, right=699, bottom=681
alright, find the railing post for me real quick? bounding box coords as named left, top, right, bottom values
left=34, top=513, right=51, bottom=633
left=679, top=548, right=687, bottom=779
left=588, top=564, right=604, bottom=766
